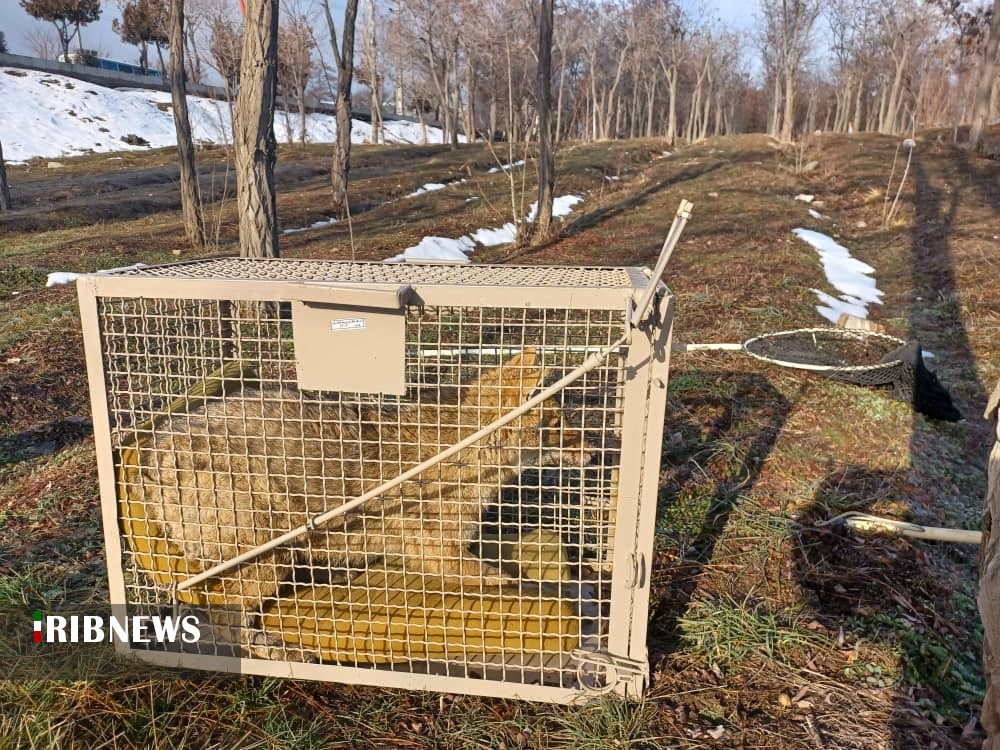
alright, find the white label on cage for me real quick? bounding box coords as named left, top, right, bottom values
left=329, top=318, right=366, bottom=331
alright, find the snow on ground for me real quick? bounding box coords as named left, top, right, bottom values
left=404, top=179, right=468, bottom=198
left=385, top=194, right=584, bottom=263
left=46, top=262, right=148, bottom=287
left=0, top=67, right=455, bottom=162
left=486, top=159, right=525, bottom=174
left=282, top=217, right=337, bottom=235
left=808, top=208, right=824, bottom=220
left=793, top=228, right=883, bottom=324
left=406, top=182, right=447, bottom=197
left=384, top=235, right=475, bottom=264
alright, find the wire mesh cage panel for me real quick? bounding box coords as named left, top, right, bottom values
left=78, top=259, right=673, bottom=702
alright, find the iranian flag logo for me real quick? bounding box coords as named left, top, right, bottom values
left=34, top=610, right=42, bottom=643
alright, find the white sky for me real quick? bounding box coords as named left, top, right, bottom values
left=2, top=0, right=760, bottom=61
left=1, top=0, right=349, bottom=59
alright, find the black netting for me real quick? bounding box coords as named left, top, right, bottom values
left=743, top=329, right=961, bottom=422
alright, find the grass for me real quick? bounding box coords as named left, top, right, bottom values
left=1, top=129, right=998, bottom=746
left=678, top=593, right=824, bottom=668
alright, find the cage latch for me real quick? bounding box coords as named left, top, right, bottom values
left=624, top=551, right=646, bottom=589
left=572, top=648, right=649, bottom=694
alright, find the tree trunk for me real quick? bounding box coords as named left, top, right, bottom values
left=769, top=71, right=782, bottom=137
left=325, top=0, right=360, bottom=219
left=781, top=63, right=796, bottom=142
left=0, top=140, right=11, bottom=210
left=852, top=74, right=864, bottom=133
left=168, top=0, right=205, bottom=250
left=234, top=0, right=280, bottom=258
left=465, top=55, right=475, bottom=143
left=969, top=0, right=1000, bottom=151
left=555, top=44, right=567, bottom=144
left=449, top=47, right=460, bottom=148
left=282, top=91, right=294, bottom=145
left=882, top=47, right=909, bottom=135
left=532, top=0, right=554, bottom=244
left=298, top=87, right=308, bottom=145
left=394, top=59, right=404, bottom=115
left=667, top=66, right=677, bottom=144
left=488, top=96, right=497, bottom=142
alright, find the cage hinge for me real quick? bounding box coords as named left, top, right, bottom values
left=572, top=648, right=649, bottom=694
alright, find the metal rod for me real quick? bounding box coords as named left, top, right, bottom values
left=632, top=199, right=693, bottom=326
left=671, top=342, right=743, bottom=352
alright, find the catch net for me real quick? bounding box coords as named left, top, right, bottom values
left=742, top=328, right=906, bottom=386
left=741, top=327, right=961, bottom=421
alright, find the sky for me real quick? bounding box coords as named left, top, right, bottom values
left=2, top=0, right=760, bottom=61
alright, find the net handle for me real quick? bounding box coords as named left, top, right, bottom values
left=672, top=327, right=908, bottom=374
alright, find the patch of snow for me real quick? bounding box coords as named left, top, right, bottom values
left=465, top=196, right=479, bottom=203
left=46, top=262, right=149, bottom=287
left=487, top=159, right=525, bottom=174
left=525, top=194, right=583, bottom=222
left=46, top=272, right=80, bottom=287
left=795, top=194, right=815, bottom=203
left=383, top=236, right=474, bottom=264
left=283, top=217, right=337, bottom=235
left=406, top=182, right=447, bottom=197
left=808, top=208, right=824, bottom=219
left=793, top=228, right=883, bottom=324
left=470, top=223, right=518, bottom=247
left=387, top=194, right=585, bottom=262
left=0, top=67, right=458, bottom=162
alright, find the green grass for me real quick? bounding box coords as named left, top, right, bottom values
left=678, top=593, right=826, bottom=668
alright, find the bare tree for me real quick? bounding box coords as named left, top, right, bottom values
left=208, top=9, right=242, bottom=96
left=25, top=27, right=61, bottom=59
left=168, top=0, right=205, bottom=249
left=357, top=0, right=384, bottom=144
left=760, top=0, right=820, bottom=142
left=532, top=0, right=554, bottom=243
left=323, top=0, right=359, bottom=218
left=277, top=11, right=315, bottom=145
left=0, top=140, right=12, bottom=211
left=234, top=0, right=280, bottom=258
left=968, top=0, right=1000, bottom=151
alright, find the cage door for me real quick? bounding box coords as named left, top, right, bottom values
left=292, top=300, right=406, bottom=395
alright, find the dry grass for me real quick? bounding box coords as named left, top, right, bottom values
left=2, top=128, right=999, bottom=748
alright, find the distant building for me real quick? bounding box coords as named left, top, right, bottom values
left=56, top=50, right=161, bottom=79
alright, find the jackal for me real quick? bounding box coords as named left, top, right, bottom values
left=129, top=348, right=594, bottom=655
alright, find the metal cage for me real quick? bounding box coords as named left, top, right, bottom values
left=78, top=258, right=673, bottom=702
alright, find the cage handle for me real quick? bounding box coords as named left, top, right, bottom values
left=281, top=282, right=412, bottom=309
left=631, top=199, right=692, bottom=327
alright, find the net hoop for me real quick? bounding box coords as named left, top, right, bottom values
left=740, top=327, right=907, bottom=376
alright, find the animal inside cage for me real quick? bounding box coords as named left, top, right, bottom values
left=78, top=257, right=674, bottom=702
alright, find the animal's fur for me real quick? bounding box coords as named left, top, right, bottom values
left=131, top=348, right=593, bottom=654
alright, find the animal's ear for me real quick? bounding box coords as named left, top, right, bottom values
left=464, top=347, right=547, bottom=408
